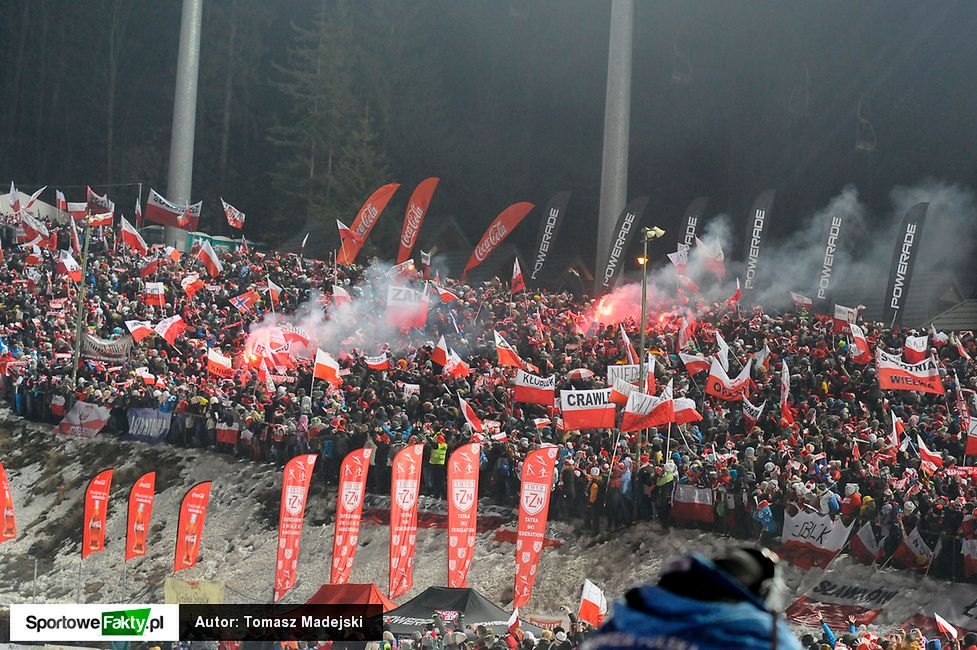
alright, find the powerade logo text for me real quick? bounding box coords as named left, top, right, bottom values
left=24, top=608, right=163, bottom=636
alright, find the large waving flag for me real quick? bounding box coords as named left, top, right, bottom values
left=494, top=330, right=527, bottom=369
left=876, top=348, right=944, bottom=395
left=314, top=349, right=342, bottom=387
left=221, top=198, right=245, bottom=229
left=196, top=240, right=223, bottom=278
left=704, top=357, right=753, bottom=401
left=120, top=216, right=148, bottom=255
left=459, top=396, right=484, bottom=433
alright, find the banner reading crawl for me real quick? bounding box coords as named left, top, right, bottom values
left=883, top=202, right=929, bottom=326
left=338, top=183, right=400, bottom=264
left=447, top=443, right=480, bottom=588
left=174, top=481, right=212, bottom=572
left=125, top=471, right=156, bottom=561
left=462, top=202, right=535, bottom=279
left=397, top=177, right=439, bottom=264
left=82, top=469, right=113, bottom=559
left=389, top=444, right=424, bottom=599
left=513, top=446, right=559, bottom=608
left=274, top=454, right=317, bottom=602
left=331, top=448, right=372, bottom=584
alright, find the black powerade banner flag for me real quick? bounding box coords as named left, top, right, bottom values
left=883, top=202, right=929, bottom=326
left=529, top=191, right=570, bottom=281
left=679, top=196, right=709, bottom=249
left=815, top=212, right=845, bottom=308
left=742, top=189, right=776, bottom=292
left=598, top=196, right=649, bottom=293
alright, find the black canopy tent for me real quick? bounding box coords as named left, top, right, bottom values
left=384, top=586, right=543, bottom=636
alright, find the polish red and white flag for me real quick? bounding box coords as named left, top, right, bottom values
left=904, top=334, right=929, bottom=364
left=125, top=320, right=155, bottom=343
left=679, top=352, right=711, bottom=375
left=314, top=349, right=341, bottom=387
left=494, top=330, right=527, bottom=369
left=332, top=284, right=351, bottom=308
left=153, top=315, right=187, bottom=345
left=876, top=349, right=944, bottom=395
left=120, top=216, right=148, bottom=255
left=511, top=258, right=526, bottom=293
left=431, top=335, right=449, bottom=366
left=849, top=322, right=872, bottom=364
left=56, top=250, right=82, bottom=282
left=196, top=240, right=223, bottom=277
left=459, top=396, right=484, bottom=433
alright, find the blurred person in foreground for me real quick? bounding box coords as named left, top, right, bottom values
left=583, top=547, right=801, bottom=650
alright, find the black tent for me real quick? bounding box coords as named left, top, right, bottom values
left=384, top=587, right=542, bottom=636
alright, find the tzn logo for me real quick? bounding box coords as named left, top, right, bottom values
left=101, top=608, right=159, bottom=636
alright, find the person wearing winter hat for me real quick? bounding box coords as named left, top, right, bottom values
left=583, top=546, right=800, bottom=650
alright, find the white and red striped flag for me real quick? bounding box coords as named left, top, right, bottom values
left=620, top=381, right=674, bottom=432
left=513, top=369, right=555, bottom=406
left=313, top=349, right=341, bottom=387
left=511, top=258, right=525, bottom=293
left=494, top=330, right=526, bottom=369
left=850, top=521, right=881, bottom=565
left=704, top=357, right=753, bottom=402
left=207, top=349, right=234, bottom=377
left=364, top=353, right=392, bottom=371
left=56, top=250, right=82, bottom=282
left=143, top=282, right=166, bottom=307
left=742, top=397, right=765, bottom=433
left=904, top=334, right=929, bottom=364
left=134, top=196, right=143, bottom=227
left=726, top=278, right=742, bottom=305
left=917, top=435, right=944, bottom=474
left=266, top=278, right=283, bottom=305
left=935, top=613, right=958, bottom=640
left=459, top=396, right=484, bottom=433
left=790, top=291, right=812, bottom=310
left=153, top=315, right=187, bottom=345
left=833, top=303, right=858, bottom=334
left=221, top=198, right=245, bottom=229
left=435, top=284, right=460, bottom=302
left=181, top=273, right=205, bottom=298
left=445, top=349, right=471, bottom=378
left=332, top=284, right=351, bottom=308
left=120, top=216, right=148, bottom=255
left=577, top=579, right=608, bottom=628
left=849, top=322, right=872, bottom=364
left=679, top=352, right=711, bottom=375
left=196, top=240, right=223, bottom=278
left=125, top=320, right=154, bottom=343
left=620, top=324, right=639, bottom=365
left=673, top=397, right=703, bottom=424
left=431, top=335, right=449, bottom=366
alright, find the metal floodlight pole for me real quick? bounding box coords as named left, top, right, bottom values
left=595, top=0, right=634, bottom=294
left=165, top=0, right=204, bottom=251
left=636, top=226, right=664, bottom=518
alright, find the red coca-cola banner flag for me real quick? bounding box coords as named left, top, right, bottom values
left=274, top=454, right=318, bottom=602
left=337, top=183, right=400, bottom=264
left=397, top=177, right=439, bottom=264
left=331, top=448, right=373, bottom=584
left=82, top=469, right=114, bottom=559
left=513, top=446, right=559, bottom=608
left=462, top=202, right=534, bottom=279
left=173, top=481, right=212, bottom=572
left=0, top=461, right=16, bottom=543
left=448, top=443, right=480, bottom=588
left=125, top=472, right=156, bottom=561
left=389, top=444, right=424, bottom=599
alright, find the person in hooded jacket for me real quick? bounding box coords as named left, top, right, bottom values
left=583, top=547, right=801, bottom=650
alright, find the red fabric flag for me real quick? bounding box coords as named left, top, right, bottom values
left=125, top=472, right=156, bottom=561
left=679, top=352, right=711, bottom=375
left=673, top=397, right=703, bottom=424
left=462, top=202, right=535, bottom=279
left=332, top=284, right=352, bottom=308
left=620, top=382, right=674, bottom=432
left=436, top=284, right=460, bottom=302
left=833, top=304, right=858, bottom=334
left=0, top=462, right=17, bottom=544
left=87, top=212, right=113, bottom=227
left=904, top=334, right=929, bottom=364
left=82, top=469, right=114, bottom=559
left=207, top=348, right=234, bottom=377
left=222, top=198, right=246, bottom=229
left=231, top=289, right=260, bottom=313
left=364, top=353, right=392, bottom=371
left=314, top=348, right=342, bottom=387
left=397, top=177, right=439, bottom=264
left=432, top=335, right=449, bottom=366
left=143, top=282, right=166, bottom=307
left=704, top=358, right=753, bottom=401
left=120, top=216, right=148, bottom=255
left=273, top=454, right=317, bottom=602
left=727, top=278, right=742, bottom=305
left=143, top=188, right=200, bottom=230
left=876, top=349, right=944, bottom=395
left=494, top=330, right=526, bottom=369
left=559, top=388, right=615, bottom=429
left=511, top=258, right=526, bottom=293
left=445, top=349, right=472, bottom=378
left=196, top=240, right=224, bottom=278
left=513, top=369, right=555, bottom=406
left=134, top=196, right=143, bottom=228
left=459, top=396, right=484, bottom=433
left=139, top=258, right=161, bottom=279
left=154, top=315, right=187, bottom=345
left=850, top=521, right=880, bottom=565
left=849, top=322, right=872, bottom=364
left=513, top=446, right=559, bottom=608
left=331, top=449, right=373, bottom=584
left=173, top=481, right=212, bottom=572
left=447, top=443, right=480, bottom=588
left=56, top=250, right=82, bottom=282
left=337, top=183, right=400, bottom=264
left=181, top=273, right=206, bottom=298
left=389, top=444, right=424, bottom=599
left=578, top=580, right=608, bottom=628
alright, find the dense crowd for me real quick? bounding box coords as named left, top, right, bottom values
left=2, top=210, right=977, bottom=646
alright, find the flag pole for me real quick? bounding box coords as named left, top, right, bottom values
left=70, top=220, right=94, bottom=388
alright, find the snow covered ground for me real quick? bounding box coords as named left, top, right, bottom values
left=0, top=410, right=973, bottom=638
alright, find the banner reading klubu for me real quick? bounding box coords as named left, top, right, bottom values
left=174, top=481, right=212, bottom=572
left=274, top=454, right=317, bottom=602
left=143, top=188, right=202, bottom=231
left=397, top=177, right=439, bottom=264
left=0, top=461, right=16, bottom=543
left=447, top=443, right=480, bottom=588
left=462, top=202, right=535, bottom=279
left=529, top=191, right=570, bottom=281
left=331, top=448, right=372, bottom=584
left=125, top=471, right=156, bottom=561
left=876, top=348, right=944, bottom=395
left=513, top=446, right=558, bottom=608
left=389, top=444, right=424, bottom=599
left=338, top=183, right=400, bottom=264
left=513, top=369, right=555, bottom=406
left=82, top=469, right=113, bottom=559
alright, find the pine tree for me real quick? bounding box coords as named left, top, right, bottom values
left=267, top=0, right=355, bottom=232
left=327, top=108, right=394, bottom=258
